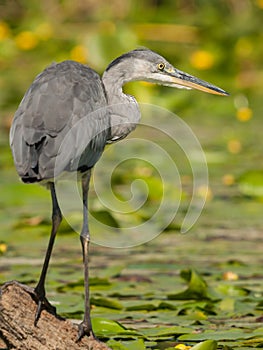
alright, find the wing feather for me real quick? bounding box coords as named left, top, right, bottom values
left=10, top=60, right=110, bottom=182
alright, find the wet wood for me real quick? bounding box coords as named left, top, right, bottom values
left=0, top=281, right=111, bottom=350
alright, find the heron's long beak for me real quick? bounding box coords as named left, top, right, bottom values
left=166, top=67, right=229, bottom=96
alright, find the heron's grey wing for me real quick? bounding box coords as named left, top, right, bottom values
left=10, top=61, right=110, bottom=182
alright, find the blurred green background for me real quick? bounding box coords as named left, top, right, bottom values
left=1, top=1, right=263, bottom=349
left=1, top=0, right=263, bottom=174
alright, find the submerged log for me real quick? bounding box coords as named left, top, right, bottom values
left=0, top=281, right=111, bottom=350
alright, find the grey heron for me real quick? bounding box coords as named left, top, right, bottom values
left=10, top=48, right=228, bottom=340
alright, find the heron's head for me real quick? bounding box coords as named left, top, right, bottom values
left=104, top=48, right=229, bottom=96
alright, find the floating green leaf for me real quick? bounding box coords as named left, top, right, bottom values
left=57, top=276, right=110, bottom=292
left=191, top=339, right=218, bottom=350
left=92, top=317, right=126, bottom=334
left=91, top=296, right=123, bottom=310
left=238, top=170, right=263, bottom=198
left=139, top=325, right=192, bottom=338
left=107, top=338, right=146, bottom=350
left=92, top=317, right=141, bottom=338
left=168, top=269, right=211, bottom=300
left=178, top=329, right=254, bottom=341
left=126, top=302, right=158, bottom=311
left=215, top=283, right=248, bottom=297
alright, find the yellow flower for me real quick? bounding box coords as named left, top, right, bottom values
left=227, top=139, right=242, bottom=154
left=175, top=344, right=191, bottom=350
left=0, top=242, right=7, bottom=254
left=70, top=45, right=88, bottom=63
left=222, top=174, right=235, bottom=186
left=197, top=185, right=213, bottom=201
left=0, top=21, right=10, bottom=41
left=190, top=50, right=215, bottom=70
left=223, top=271, right=239, bottom=281
left=255, top=0, right=263, bottom=9
left=236, top=106, right=253, bottom=122
left=15, top=31, right=38, bottom=50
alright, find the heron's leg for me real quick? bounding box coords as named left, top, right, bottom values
left=77, top=170, right=96, bottom=341
left=34, top=182, right=62, bottom=325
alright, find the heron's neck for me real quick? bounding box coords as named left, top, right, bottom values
left=102, top=65, right=136, bottom=104
left=102, top=65, right=141, bottom=142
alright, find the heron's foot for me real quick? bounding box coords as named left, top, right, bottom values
left=32, top=288, right=57, bottom=326
left=77, top=321, right=97, bottom=342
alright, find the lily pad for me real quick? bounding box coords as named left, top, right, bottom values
left=178, top=329, right=255, bottom=341
left=168, top=269, right=211, bottom=300
left=139, top=325, right=192, bottom=338
left=93, top=317, right=126, bottom=332
left=107, top=338, right=146, bottom=350
left=238, top=170, right=263, bottom=198
left=191, top=340, right=217, bottom=350
left=91, top=296, right=123, bottom=310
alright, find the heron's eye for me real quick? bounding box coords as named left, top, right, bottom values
left=157, top=63, right=165, bottom=71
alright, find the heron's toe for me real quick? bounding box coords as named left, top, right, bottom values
left=32, top=290, right=57, bottom=326
left=77, top=321, right=96, bottom=342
